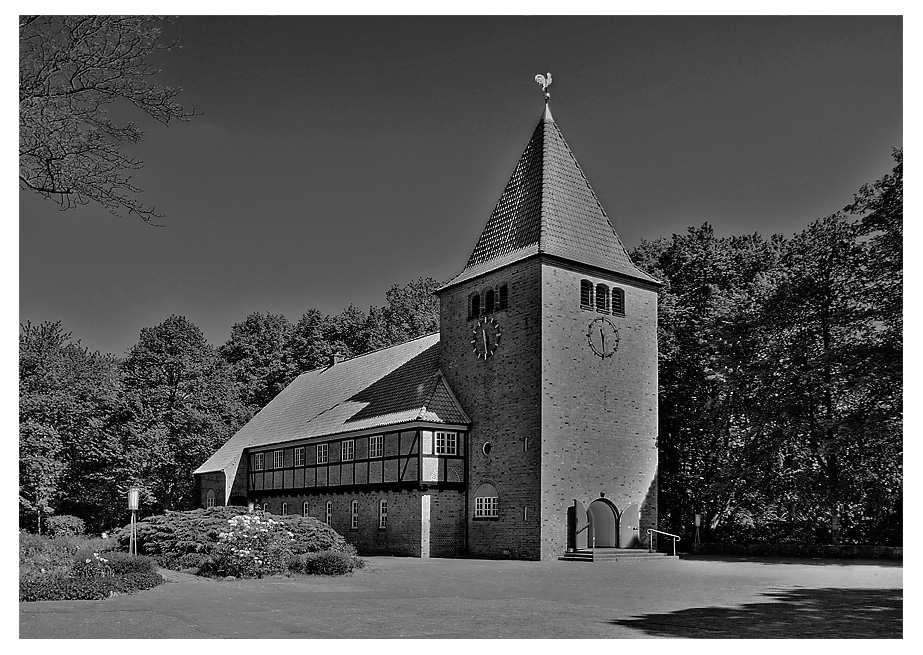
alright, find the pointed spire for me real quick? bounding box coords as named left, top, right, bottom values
left=442, top=88, right=657, bottom=290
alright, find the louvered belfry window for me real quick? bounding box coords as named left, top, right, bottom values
left=596, top=284, right=609, bottom=312
left=612, top=287, right=625, bottom=315
left=580, top=280, right=593, bottom=308
left=498, top=284, right=508, bottom=310
left=470, top=293, right=481, bottom=319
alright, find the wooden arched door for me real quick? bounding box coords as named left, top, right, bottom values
left=619, top=502, right=640, bottom=548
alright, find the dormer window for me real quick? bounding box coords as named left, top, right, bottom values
left=596, top=284, right=609, bottom=312
left=580, top=280, right=593, bottom=308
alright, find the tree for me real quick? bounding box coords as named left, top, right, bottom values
left=19, top=15, right=195, bottom=223
left=220, top=312, right=293, bottom=416
left=19, top=321, right=124, bottom=532
left=121, top=316, right=245, bottom=511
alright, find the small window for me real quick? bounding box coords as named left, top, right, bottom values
left=580, top=280, right=594, bottom=308
left=273, top=449, right=284, bottom=469
left=317, top=443, right=328, bottom=464
left=325, top=500, right=332, bottom=525
left=350, top=499, right=359, bottom=530
left=294, top=447, right=305, bottom=467
left=281, top=502, right=288, bottom=515
left=474, top=483, right=499, bottom=518
left=611, top=287, right=625, bottom=315
left=369, top=435, right=383, bottom=459
left=470, top=293, right=481, bottom=319
left=435, top=431, right=457, bottom=455
left=253, top=452, right=264, bottom=471
left=498, top=284, right=508, bottom=310
left=485, top=288, right=495, bottom=313
left=595, top=284, right=609, bottom=312
left=303, top=501, right=309, bottom=517
left=205, top=489, right=216, bottom=508
left=342, top=439, right=355, bottom=462
left=475, top=496, right=498, bottom=517
left=379, top=499, right=388, bottom=529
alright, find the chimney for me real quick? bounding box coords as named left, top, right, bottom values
left=329, top=351, right=342, bottom=367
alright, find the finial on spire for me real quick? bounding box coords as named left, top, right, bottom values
left=535, top=72, right=552, bottom=103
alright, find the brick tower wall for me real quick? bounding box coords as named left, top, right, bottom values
left=438, top=258, right=544, bottom=560
left=539, top=262, right=659, bottom=559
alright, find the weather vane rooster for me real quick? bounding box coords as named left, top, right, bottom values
left=535, top=72, right=552, bottom=102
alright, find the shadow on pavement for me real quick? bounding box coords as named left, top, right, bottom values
left=678, top=554, right=903, bottom=567
left=611, top=587, right=902, bottom=638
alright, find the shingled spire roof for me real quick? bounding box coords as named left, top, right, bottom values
left=443, top=104, right=658, bottom=288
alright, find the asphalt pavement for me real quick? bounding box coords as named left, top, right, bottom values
left=19, top=554, right=903, bottom=639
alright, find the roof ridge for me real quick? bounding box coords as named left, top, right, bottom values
left=298, top=331, right=440, bottom=376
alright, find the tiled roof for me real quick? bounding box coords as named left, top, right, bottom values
left=194, top=333, right=469, bottom=479
left=444, top=106, right=658, bottom=288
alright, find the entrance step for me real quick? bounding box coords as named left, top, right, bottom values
left=558, top=548, right=678, bottom=562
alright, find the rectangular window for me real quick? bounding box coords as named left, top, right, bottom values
left=253, top=452, right=264, bottom=471
left=273, top=450, right=284, bottom=469
left=324, top=500, right=332, bottom=525
left=350, top=500, right=359, bottom=530
left=475, top=496, right=498, bottom=518
left=611, top=288, right=625, bottom=315
left=342, top=439, right=355, bottom=462
left=379, top=499, right=388, bottom=529
left=317, top=443, right=328, bottom=464
left=294, top=446, right=305, bottom=467
left=435, top=431, right=457, bottom=455
left=369, top=435, right=383, bottom=458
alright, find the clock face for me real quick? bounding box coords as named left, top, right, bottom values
left=471, top=317, right=501, bottom=359
left=587, top=317, right=620, bottom=358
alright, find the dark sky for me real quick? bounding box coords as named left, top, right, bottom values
left=19, top=15, right=903, bottom=357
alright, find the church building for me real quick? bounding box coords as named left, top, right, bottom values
left=194, top=83, right=660, bottom=560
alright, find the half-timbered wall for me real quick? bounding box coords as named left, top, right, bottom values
left=246, top=429, right=466, bottom=495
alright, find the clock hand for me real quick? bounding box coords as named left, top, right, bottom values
left=482, top=329, right=488, bottom=355
left=600, top=328, right=606, bottom=352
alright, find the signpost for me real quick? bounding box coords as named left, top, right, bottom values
left=128, top=486, right=140, bottom=556
left=694, top=513, right=702, bottom=545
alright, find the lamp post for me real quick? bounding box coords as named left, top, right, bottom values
left=128, top=486, right=141, bottom=556
left=694, top=513, right=702, bottom=546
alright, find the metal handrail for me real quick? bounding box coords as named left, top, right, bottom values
left=648, top=528, right=680, bottom=557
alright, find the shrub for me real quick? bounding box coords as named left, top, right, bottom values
left=199, top=514, right=295, bottom=578
left=112, top=507, right=355, bottom=569
left=46, top=515, right=86, bottom=538
left=19, top=571, right=163, bottom=602
left=19, top=532, right=115, bottom=579
left=71, top=551, right=114, bottom=578
left=289, top=550, right=357, bottom=576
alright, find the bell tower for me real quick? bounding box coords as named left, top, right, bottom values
left=437, top=78, right=660, bottom=560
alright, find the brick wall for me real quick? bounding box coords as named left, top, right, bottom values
left=540, top=263, right=659, bottom=559
left=198, top=472, right=225, bottom=507
left=254, top=489, right=465, bottom=558
left=438, top=258, right=544, bottom=560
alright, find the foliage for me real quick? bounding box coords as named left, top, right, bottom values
left=633, top=152, right=902, bottom=546
left=19, top=321, right=124, bottom=533
left=20, top=571, right=163, bottom=602
left=19, top=532, right=161, bottom=602
left=289, top=550, right=361, bottom=576
left=46, top=514, right=85, bottom=537
left=199, top=514, right=295, bottom=578
left=120, top=315, right=246, bottom=512
left=220, top=312, right=293, bottom=416
left=19, top=15, right=195, bottom=222
left=112, top=506, right=354, bottom=569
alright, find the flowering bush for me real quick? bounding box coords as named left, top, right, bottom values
left=201, top=514, right=296, bottom=578
left=71, top=551, right=114, bottom=578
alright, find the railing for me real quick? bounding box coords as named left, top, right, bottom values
left=648, top=529, right=680, bottom=557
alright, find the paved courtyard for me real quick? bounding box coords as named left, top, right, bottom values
left=20, top=555, right=902, bottom=638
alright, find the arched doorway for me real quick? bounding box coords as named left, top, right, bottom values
left=587, top=499, right=618, bottom=548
